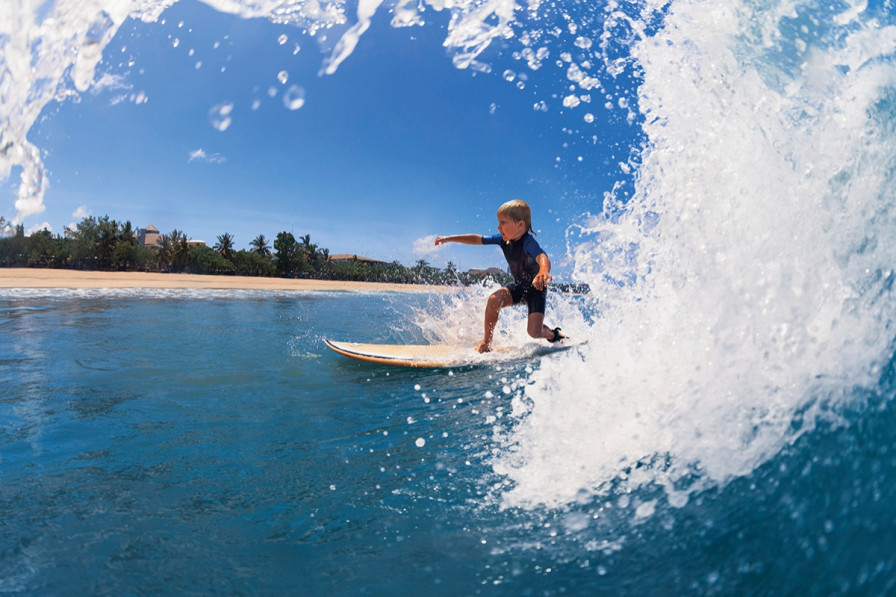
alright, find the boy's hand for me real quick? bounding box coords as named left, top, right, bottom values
left=533, top=271, right=552, bottom=290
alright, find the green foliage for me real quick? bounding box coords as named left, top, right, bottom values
left=0, top=214, right=579, bottom=291
left=0, top=225, right=26, bottom=267
left=214, top=232, right=235, bottom=261
left=231, top=250, right=276, bottom=277
left=61, top=216, right=144, bottom=270
left=273, top=231, right=299, bottom=276
left=249, top=234, right=271, bottom=257
left=187, top=244, right=235, bottom=275
left=25, top=229, right=59, bottom=267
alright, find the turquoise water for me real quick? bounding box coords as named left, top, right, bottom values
left=0, top=290, right=549, bottom=594
left=3, top=288, right=896, bottom=595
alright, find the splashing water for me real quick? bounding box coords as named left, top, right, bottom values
left=492, top=0, right=896, bottom=509
left=3, top=0, right=896, bottom=516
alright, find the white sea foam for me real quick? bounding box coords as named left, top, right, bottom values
left=0, top=287, right=360, bottom=301
left=491, top=0, right=896, bottom=510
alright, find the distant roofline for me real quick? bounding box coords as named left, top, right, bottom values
left=329, top=253, right=387, bottom=264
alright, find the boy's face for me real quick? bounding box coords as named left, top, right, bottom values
left=497, top=213, right=527, bottom=242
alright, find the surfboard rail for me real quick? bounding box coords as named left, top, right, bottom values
left=324, top=338, right=585, bottom=368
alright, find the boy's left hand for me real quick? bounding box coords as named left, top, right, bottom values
left=533, top=272, right=552, bottom=291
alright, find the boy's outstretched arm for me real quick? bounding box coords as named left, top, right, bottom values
left=533, top=253, right=553, bottom=291
left=435, top=234, right=483, bottom=246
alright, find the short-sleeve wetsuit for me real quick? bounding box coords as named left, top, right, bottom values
left=482, top=232, right=547, bottom=314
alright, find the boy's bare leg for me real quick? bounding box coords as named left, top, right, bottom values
left=527, top=313, right=558, bottom=340
left=477, top=288, right=512, bottom=353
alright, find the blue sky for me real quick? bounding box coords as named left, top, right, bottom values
left=11, top=0, right=639, bottom=275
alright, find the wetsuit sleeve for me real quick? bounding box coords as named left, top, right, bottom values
left=481, top=234, right=504, bottom=246
left=522, top=235, right=546, bottom=259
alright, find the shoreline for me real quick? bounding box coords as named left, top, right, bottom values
left=0, top=268, right=454, bottom=293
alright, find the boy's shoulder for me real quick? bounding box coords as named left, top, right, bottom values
left=521, top=232, right=546, bottom=256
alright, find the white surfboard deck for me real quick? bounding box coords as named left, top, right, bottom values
left=324, top=338, right=586, bottom=368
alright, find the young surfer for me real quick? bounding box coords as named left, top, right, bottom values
left=435, top=199, right=565, bottom=353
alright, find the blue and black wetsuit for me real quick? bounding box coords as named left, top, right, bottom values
left=482, top=232, right=547, bottom=314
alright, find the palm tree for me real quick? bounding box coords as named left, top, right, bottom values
left=214, top=232, right=235, bottom=261
left=299, top=233, right=318, bottom=274
left=157, top=234, right=172, bottom=271
left=249, top=234, right=271, bottom=257
left=169, top=229, right=190, bottom=271
left=113, top=220, right=138, bottom=270
left=444, top=260, right=458, bottom=284
left=95, top=216, right=118, bottom=269
left=413, top=259, right=431, bottom=284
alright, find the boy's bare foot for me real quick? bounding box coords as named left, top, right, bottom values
left=475, top=340, right=491, bottom=353
left=547, top=327, right=566, bottom=343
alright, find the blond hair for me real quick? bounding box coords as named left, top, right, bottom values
left=497, top=199, right=535, bottom=235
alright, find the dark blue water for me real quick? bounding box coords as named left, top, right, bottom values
left=2, top=289, right=895, bottom=595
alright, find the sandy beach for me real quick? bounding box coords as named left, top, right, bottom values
left=0, top=268, right=453, bottom=293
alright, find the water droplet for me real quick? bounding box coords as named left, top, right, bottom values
left=415, top=438, right=425, bottom=447
left=563, top=94, right=581, bottom=108
left=278, top=34, right=288, bottom=45
left=208, top=102, right=233, bottom=131
left=277, top=70, right=288, bottom=84
left=283, top=85, right=305, bottom=110
left=172, top=38, right=180, bottom=48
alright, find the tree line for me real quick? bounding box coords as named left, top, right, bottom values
left=0, top=215, right=517, bottom=287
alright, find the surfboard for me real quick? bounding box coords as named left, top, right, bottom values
left=324, top=338, right=586, bottom=368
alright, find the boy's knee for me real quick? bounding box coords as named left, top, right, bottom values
left=487, top=289, right=510, bottom=308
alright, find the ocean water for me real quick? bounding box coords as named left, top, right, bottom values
left=4, top=0, right=896, bottom=594
left=2, top=287, right=895, bottom=595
